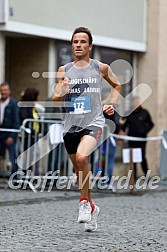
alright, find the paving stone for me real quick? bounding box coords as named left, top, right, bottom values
left=0, top=187, right=167, bottom=251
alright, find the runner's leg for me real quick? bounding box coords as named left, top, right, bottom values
left=76, top=135, right=97, bottom=201
left=69, top=153, right=92, bottom=203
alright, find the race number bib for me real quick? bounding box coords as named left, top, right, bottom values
left=69, top=96, right=91, bottom=114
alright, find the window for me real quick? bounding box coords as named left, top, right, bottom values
left=100, top=47, right=133, bottom=112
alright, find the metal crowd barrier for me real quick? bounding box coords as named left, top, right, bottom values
left=17, top=119, right=111, bottom=175
left=2, top=119, right=166, bottom=192
left=18, top=119, right=69, bottom=175
left=0, top=127, right=21, bottom=178
left=159, top=130, right=167, bottom=180
left=0, top=120, right=111, bottom=190
left=14, top=119, right=111, bottom=192
left=111, top=130, right=167, bottom=181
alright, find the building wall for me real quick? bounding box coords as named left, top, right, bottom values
left=0, top=32, right=5, bottom=83
left=8, top=0, right=146, bottom=46
left=5, top=37, right=49, bottom=101
left=137, top=0, right=167, bottom=175
left=157, top=0, right=167, bottom=131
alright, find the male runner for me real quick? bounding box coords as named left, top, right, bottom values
left=52, top=27, right=121, bottom=232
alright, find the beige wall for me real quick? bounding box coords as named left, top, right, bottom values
left=5, top=37, right=49, bottom=101
left=0, top=32, right=5, bottom=83
left=157, top=0, right=167, bottom=131
left=137, top=0, right=167, bottom=175
left=8, top=0, right=146, bottom=45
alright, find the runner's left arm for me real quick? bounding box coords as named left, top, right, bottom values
left=99, top=62, right=121, bottom=104
left=99, top=62, right=121, bottom=115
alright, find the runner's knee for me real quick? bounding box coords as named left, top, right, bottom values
left=76, top=154, right=88, bottom=167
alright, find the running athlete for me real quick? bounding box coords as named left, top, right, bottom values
left=52, top=27, right=121, bottom=232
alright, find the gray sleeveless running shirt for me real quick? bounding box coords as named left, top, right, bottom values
left=63, top=59, right=105, bottom=133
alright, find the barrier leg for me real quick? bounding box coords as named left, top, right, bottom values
left=129, top=148, right=134, bottom=193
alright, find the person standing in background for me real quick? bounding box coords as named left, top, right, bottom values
left=0, top=82, right=20, bottom=175
left=120, top=96, right=154, bottom=181
left=44, top=96, right=63, bottom=173
left=99, top=110, right=122, bottom=190
left=19, top=87, right=41, bottom=175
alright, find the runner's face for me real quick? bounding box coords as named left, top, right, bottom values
left=72, top=33, right=92, bottom=58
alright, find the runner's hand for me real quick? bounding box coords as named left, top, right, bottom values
left=54, top=77, right=70, bottom=98
left=103, top=104, right=114, bottom=115
left=61, top=77, right=70, bottom=94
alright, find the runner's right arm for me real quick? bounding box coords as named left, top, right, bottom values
left=52, top=66, right=69, bottom=102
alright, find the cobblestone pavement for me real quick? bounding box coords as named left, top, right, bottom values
left=0, top=185, right=167, bottom=252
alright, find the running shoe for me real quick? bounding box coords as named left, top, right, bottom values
left=77, top=200, right=91, bottom=223
left=84, top=205, right=100, bottom=232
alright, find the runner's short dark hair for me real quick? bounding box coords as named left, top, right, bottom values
left=71, top=27, right=93, bottom=45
